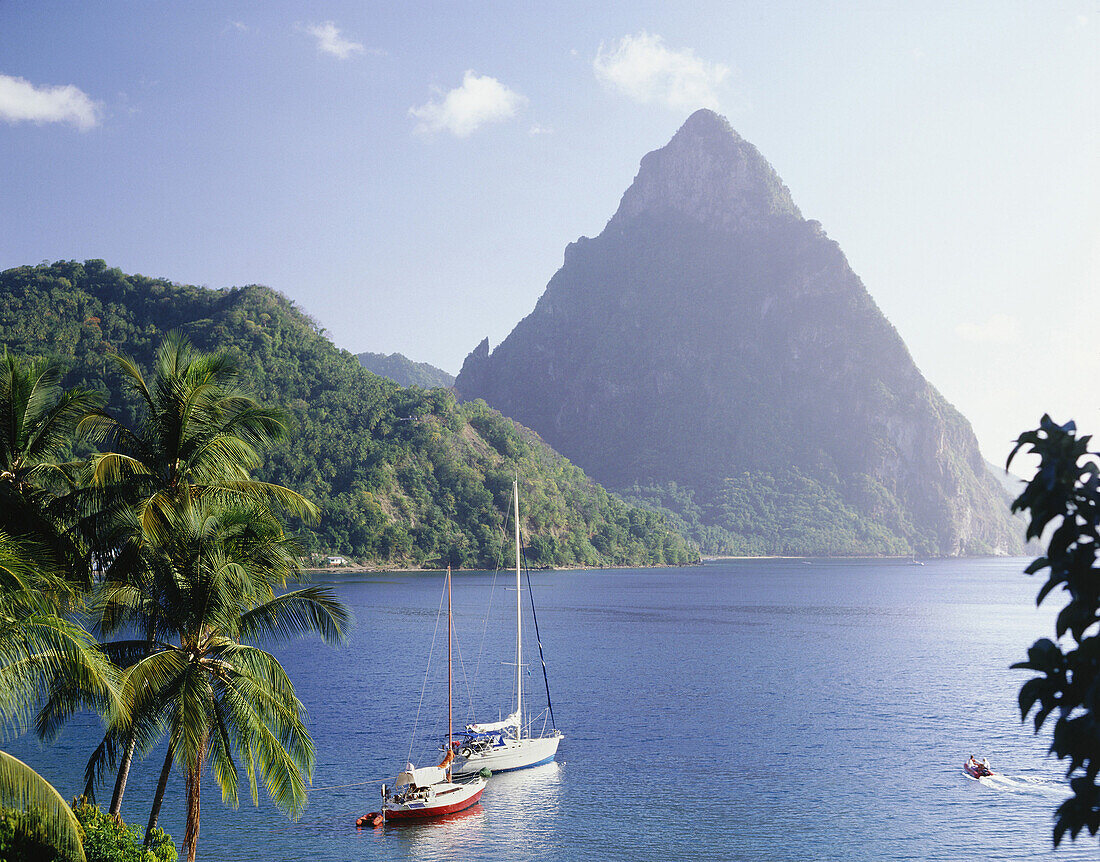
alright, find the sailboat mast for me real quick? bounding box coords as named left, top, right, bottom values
left=514, top=478, right=522, bottom=737
left=447, top=564, right=452, bottom=775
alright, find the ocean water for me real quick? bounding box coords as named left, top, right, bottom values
left=13, top=557, right=1097, bottom=861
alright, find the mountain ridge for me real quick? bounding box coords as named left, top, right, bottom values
left=456, top=110, right=1022, bottom=557
left=0, top=259, right=698, bottom=568
left=356, top=350, right=454, bottom=389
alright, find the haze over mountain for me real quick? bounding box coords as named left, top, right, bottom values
left=356, top=351, right=455, bottom=389
left=0, top=260, right=697, bottom=569
left=456, top=109, right=1023, bottom=556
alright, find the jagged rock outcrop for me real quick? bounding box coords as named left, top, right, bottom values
left=456, top=109, right=1022, bottom=556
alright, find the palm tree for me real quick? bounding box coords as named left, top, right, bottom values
left=79, top=331, right=315, bottom=533
left=0, top=349, right=102, bottom=498
left=74, top=333, right=319, bottom=815
left=0, top=529, right=120, bottom=862
left=100, top=497, right=348, bottom=862
left=0, top=353, right=116, bottom=861
left=0, top=350, right=101, bottom=596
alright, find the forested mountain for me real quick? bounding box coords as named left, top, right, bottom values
left=356, top=351, right=454, bottom=388
left=456, top=109, right=1023, bottom=557
left=0, top=260, right=697, bottom=568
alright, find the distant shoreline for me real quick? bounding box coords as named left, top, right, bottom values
left=302, top=561, right=701, bottom=575
left=302, top=555, right=1023, bottom=576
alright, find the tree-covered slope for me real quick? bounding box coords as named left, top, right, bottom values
left=457, top=110, right=1023, bottom=557
left=356, top=351, right=454, bottom=388
left=0, top=259, right=698, bottom=568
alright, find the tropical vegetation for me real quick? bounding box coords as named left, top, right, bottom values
left=0, top=351, right=117, bottom=861
left=0, top=341, right=349, bottom=862
left=622, top=470, right=917, bottom=557
left=1010, top=416, right=1100, bottom=847
left=356, top=350, right=454, bottom=389
left=0, top=260, right=697, bottom=567
left=0, top=801, right=177, bottom=862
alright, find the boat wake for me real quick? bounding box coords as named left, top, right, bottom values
left=976, top=773, right=1068, bottom=799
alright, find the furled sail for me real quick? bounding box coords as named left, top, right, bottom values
left=395, top=765, right=447, bottom=789
left=467, top=710, right=520, bottom=733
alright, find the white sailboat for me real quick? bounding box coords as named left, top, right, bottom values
left=380, top=566, right=487, bottom=821
left=451, top=479, right=563, bottom=775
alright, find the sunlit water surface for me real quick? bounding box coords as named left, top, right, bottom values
left=14, top=558, right=1095, bottom=861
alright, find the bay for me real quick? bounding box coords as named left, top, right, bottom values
left=12, top=557, right=1092, bottom=860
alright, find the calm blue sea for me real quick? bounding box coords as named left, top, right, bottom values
left=12, top=558, right=1096, bottom=861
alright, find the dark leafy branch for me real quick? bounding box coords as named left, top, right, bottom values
left=1009, top=415, right=1100, bottom=846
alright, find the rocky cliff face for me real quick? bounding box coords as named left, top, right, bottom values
left=457, top=110, right=1022, bottom=556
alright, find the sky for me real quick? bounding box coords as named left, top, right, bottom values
left=1, top=1, right=1096, bottom=467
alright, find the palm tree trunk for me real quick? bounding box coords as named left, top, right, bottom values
left=181, top=737, right=205, bottom=862
left=143, top=742, right=174, bottom=848
left=108, top=730, right=137, bottom=817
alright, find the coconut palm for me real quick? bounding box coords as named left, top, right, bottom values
left=78, top=331, right=315, bottom=534
left=74, top=333, right=319, bottom=816
left=0, top=529, right=120, bottom=862
left=0, top=350, right=101, bottom=596
left=0, top=354, right=118, bottom=861
left=99, top=496, right=347, bottom=862
left=0, top=350, right=101, bottom=499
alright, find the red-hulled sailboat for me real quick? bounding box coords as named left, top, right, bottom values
left=381, top=566, right=487, bottom=821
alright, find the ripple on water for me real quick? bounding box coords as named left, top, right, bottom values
left=7, top=559, right=1096, bottom=861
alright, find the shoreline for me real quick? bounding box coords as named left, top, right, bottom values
left=303, top=552, right=1023, bottom=575
left=302, top=561, right=701, bottom=575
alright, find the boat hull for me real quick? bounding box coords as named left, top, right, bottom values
left=963, top=762, right=992, bottom=779
left=452, top=733, right=562, bottom=776
left=383, top=779, right=486, bottom=820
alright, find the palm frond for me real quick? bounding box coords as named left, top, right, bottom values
left=0, top=530, right=33, bottom=595
left=20, top=386, right=103, bottom=468
left=216, top=671, right=312, bottom=815
left=207, top=702, right=240, bottom=808
left=88, top=452, right=153, bottom=488
left=0, top=613, right=121, bottom=734
left=119, top=650, right=190, bottom=736
left=0, top=749, right=85, bottom=862
left=166, top=661, right=214, bottom=773
left=82, top=732, right=117, bottom=803
left=214, top=481, right=319, bottom=522
left=107, top=351, right=156, bottom=416
left=238, top=587, right=350, bottom=647
left=186, top=435, right=261, bottom=480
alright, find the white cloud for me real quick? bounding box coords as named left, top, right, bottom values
left=593, top=32, right=729, bottom=111
left=303, top=21, right=364, bottom=59
left=0, top=74, right=101, bottom=130
left=409, top=71, right=526, bottom=137
left=528, top=123, right=553, bottom=136
left=955, top=313, right=1020, bottom=345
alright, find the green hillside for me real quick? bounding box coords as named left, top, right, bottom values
left=356, top=351, right=455, bottom=389
left=0, top=259, right=698, bottom=569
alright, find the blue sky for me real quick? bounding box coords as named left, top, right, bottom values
left=1, top=1, right=1096, bottom=465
